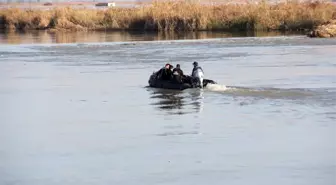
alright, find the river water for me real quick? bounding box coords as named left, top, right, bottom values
left=0, top=31, right=335, bottom=185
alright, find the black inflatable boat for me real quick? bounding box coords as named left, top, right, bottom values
left=148, top=71, right=216, bottom=90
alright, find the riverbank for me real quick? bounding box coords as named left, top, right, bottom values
left=1, top=0, right=335, bottom=32
left=308, top=19, right=336, bottom=38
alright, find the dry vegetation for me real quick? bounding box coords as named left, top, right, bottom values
left=0, top=0, right=335, bottom=32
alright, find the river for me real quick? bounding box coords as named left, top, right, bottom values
left=0, top=31, right=335, bottom=185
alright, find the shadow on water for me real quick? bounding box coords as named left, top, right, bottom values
left=147, top=87, right=204, bottom=115
left=0, top=30, right=305, bottom=44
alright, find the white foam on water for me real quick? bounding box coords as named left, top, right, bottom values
left=205, top=84, right=229, bottom=92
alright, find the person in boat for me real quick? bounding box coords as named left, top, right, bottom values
left=172, top=64, right=184, bottom=83
left=156, top=63, right=169, bottom=79
left=168, top=64, right=174, bottom=80
left=169, top=64, right=174, bottom=72
left=191, top=61, right=203, bottom=75
left=173, top=64, right=184, bottom=76
left=157, top=63, right=173, bottom=81
left=191, top=61, right=204, bottom=87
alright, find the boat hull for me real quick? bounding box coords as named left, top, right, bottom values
left=148, top=72, right=216, bottom=90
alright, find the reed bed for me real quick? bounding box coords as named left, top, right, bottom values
left=0, top=0, right=335, bottom=32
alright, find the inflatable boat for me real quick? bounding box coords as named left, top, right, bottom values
left=148, top=71, right=216, bottom=90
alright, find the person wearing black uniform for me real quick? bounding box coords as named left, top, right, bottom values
left=173, top=64, right=184, bottom=76
left=157, top=63, right=172, bottom=80
left=172, top=64, right=184, bottom=83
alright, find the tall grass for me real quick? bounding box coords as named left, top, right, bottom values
left=1, top=0, right=335, bottom=32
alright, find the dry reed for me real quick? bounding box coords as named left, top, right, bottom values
left=0, top=0, right=335, bottom=32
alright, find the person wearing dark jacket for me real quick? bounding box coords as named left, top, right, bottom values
left=173, top=64, right=183, bottom=76
left=156, top=63, right=170, bottom=80
left=173, top=64, right=184, bottom=76
left=172, top=64, right=184, bottom=83
left=158, top=63, right=174, bottom=81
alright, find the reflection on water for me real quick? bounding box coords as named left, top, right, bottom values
left=148, top=87, right=204, bottom=115
left=188, top=89, right=204, bottom=113
left=150, top=89, right=184, bottom=111
left=0, top=30, right=304, bottom=44
left=148, top=87, right=204, bottom=136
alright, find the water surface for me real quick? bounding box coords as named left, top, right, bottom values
left=0, top=30, right=304, bottom=44
left=0, top=32, right=335, bottom=185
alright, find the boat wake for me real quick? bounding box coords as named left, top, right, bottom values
left=205, top=83, right=229, bottom=92
left=147, top=83, right=335, bottom=116
left=204, top=83, right=316, bottom=99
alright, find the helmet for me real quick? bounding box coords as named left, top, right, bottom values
left=176, top=64, right=180, bottom=68
left=193, top=61, right=198, bottom=66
